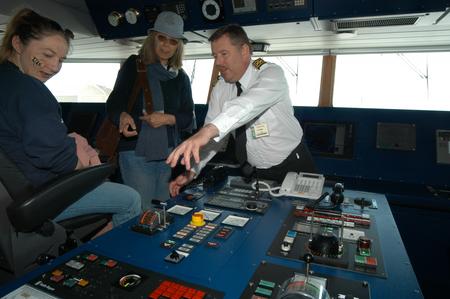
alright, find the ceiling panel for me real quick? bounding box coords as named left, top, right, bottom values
left=0, top=1, right=450, bottom=60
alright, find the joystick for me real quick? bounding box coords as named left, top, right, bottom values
left=245, top=200, right=258, bottom=211
left=330, top=183, right=345, bottom=205
left=308, top=230, right=342, bottom=258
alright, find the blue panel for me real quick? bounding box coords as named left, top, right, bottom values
left=0, top=188, right=423, bottom=298
left=314, top=0, right=448, bottom=19
left=295, top=107, right=450, bottom=187
left=193, top=104, right=450, bottom=187
left=85, top=0, right=312, bottom=40
left=60, top=103, right=450, bottom=187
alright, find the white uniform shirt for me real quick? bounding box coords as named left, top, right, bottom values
left=192, top=60, right=302, bottom=174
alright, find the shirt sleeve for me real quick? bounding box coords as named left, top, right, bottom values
left=19, top=81, right=77, bottom=174
left=210, top=63, right=287, bottom=141
left=106, top=55, right=138, bottom=126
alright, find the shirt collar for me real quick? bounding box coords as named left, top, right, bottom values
left=237, top=61, right=253, bottom=91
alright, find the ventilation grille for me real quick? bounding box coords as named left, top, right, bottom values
left=334, top=16, right=420, bottom=30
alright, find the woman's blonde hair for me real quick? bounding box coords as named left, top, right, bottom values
left=0, top=8, right=73, bottom=63
left=138, top=31, right=184, bottom=69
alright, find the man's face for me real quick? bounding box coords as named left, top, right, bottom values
left=211, top=34, right=250, bottom=83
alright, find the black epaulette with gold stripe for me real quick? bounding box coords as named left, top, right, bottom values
left=252, top=58, right=266, bottom=70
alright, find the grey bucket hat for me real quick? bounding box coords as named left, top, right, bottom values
left=149, top=11, right=187, bottom=42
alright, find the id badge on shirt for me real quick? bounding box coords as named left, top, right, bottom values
left=251, top=123, right=269, bottom=139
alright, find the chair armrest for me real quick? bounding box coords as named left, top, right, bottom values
left=7, top=163, right=115, bottom=232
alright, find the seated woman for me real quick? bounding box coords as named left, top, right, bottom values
left=0, top=8, right=141, bottom=232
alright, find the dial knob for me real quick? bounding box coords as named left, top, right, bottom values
left=107, top=11, right=123, bottom=27
left=125, top=8, right=140, bottom=24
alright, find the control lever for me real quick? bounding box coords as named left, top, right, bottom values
left=308, top=192, right=330, bottom=242
left=303, top=253, right=314, bottom=284
left=151, top=199, right=168, bottom=228
left=161, top=202, right=167, bottom=228
left=254, top=167, right=260, bottom=199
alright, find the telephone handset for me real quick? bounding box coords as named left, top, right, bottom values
left=280, top=172, right=325, bottom=199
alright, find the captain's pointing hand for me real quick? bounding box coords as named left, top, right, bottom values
left=166, top=123, right=219, bottom=170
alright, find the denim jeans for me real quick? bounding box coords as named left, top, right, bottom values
left=54, top=181, right=141, bottom=227
left=119, top=150, right=171, bottom=211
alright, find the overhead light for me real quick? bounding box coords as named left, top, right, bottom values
left=251, top=42, right=270, bottom=52
left=335, top=30, right=358, bottom=39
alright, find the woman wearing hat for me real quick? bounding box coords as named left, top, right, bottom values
left=106, top=11, right=194, bottom=210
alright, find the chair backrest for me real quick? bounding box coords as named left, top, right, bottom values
left=0, top=148, right=35, bottom=202
left=0, top=149, right=67, bottom=279
left=0, top=147, right=113, bottom=279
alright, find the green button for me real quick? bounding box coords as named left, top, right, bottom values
left=354, top=254, right=366, bottom=265
left=359, top=248, right=371, bottom=256
left=258, top=279, right=275, bottom=289
left=63, top=278, right=78, bottom=288
left=255, top=287, right=272, bottom=297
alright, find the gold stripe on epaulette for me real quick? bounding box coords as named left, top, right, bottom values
left=252, top=58, right=266, bottom=70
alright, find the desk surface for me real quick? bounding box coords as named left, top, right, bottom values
left=0, top=187, right=423, bottom=299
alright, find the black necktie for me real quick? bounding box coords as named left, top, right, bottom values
left=234, top=82, right=247, bottom=165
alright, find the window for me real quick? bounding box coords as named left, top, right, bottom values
left=264, top=56, right=322, bottom=107
left=46, top=62, right=120, bottom=103
left=334, top=52, right=450, bottom=111
left=45, top=53, right=450, bottom=111
left=183, top=59, right=214, bottom=104
left=183, top=56, right=322, bottom=106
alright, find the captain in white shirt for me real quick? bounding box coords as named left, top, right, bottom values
left=167, top=24, right=316, bottom=196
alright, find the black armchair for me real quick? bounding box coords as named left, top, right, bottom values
left=0, top=148, right=114, bottom=281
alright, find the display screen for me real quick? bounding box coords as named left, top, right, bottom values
left=302, top=121, right=354, bottom=159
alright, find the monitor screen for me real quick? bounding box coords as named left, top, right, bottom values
left=302, top=121, right=354, bottom=159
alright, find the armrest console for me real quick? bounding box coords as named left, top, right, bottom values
left=7, top=163, right=115, bottom=232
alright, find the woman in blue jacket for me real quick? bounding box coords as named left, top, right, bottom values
left=0, top=8, right=141, bottom=232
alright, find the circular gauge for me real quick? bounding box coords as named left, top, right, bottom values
left=107, top=11, right=123, bottom=27
left=118, top=274, right=142, bottom=288
left=125, top=8, right=140, bottom=24
left=202, top=0, right=221, bottom=21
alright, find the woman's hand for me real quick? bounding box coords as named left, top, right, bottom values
left=140, top=111, right=175, bottom=128
left=119, top=112, right=138, bottom=137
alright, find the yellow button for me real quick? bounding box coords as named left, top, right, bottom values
left=190, top=212, right=205, bottom=227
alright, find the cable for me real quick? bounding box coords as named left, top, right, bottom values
left=252, top=180, right=333, bottom=205
left=251, top=180, right=284, bottom=197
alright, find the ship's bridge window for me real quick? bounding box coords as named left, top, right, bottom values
left=46, top=62, right=120, bottom=103
left=182, top=55, right=322, bottom=106
left=333, top=52, right=450, bottom=111
left=264, top=56, right=322, bottom=107
left=45, top=56, right=322, bottom=106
